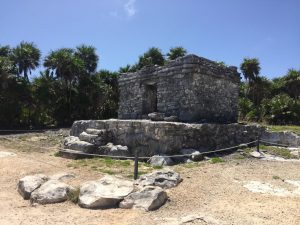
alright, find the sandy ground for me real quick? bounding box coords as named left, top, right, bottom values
left=0, top=144, right=300, bottom=225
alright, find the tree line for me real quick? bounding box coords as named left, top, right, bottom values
left=0, top=42, right=299, bottom=128
left=0, top=42, right=187, bottom=128
left=239, top=58, right=300, bottom=124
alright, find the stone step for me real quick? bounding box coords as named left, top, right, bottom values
left=85, top=128, right=106, bottom=135
left=63, top=136, right=96, bottom=153
left=58, top=149, right=94, bottom=159
left=79, top=132, right=98, bottom=143
left=79, top=131, right=111, bottom=146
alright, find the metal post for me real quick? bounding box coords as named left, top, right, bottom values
left=134, top=150, right=139, bottom=180
left=256, top=136, right=260, bottom=152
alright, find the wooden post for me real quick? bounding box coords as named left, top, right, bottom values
left=134, top=150, right=139, bottom=180
left=256, top=136, right=260, bottom=152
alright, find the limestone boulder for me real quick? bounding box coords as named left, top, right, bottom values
left=148, top=155, right=174, bottom=167
left=17, top=174, right=49, bottom=200
left=30, top=180, right=74, bottom=204
left=148, top=112, right=165, bottom=121
left=98, top=143, right=130, bottom=157
left=136, top=170, right=182, bottom=189
left=176, top=149, right=204, bottom=163
left=63, top=136, right=96, bottom=153
left=80, top=129, right=113, bottom=146
left=119, top=186, right=168, bottom=211
left=79, top=132, right=99, bottom=144
left=78, top=175, right=134, bottom=209
left=191, top=151, right=204, bottom=161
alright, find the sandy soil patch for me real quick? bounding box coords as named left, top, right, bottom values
left=0, top=132, right=300, bottom=225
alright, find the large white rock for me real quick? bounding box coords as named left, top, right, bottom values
left=119, top=186, right=168, bottom=211
left=180, top=149, right=204, bottom=162
left=17, top=174, right=49, bottom=200
left=63, top=136, right=96, bottom=153
left=30, top=180, right=74, bottom=204
left=148, top=155, right=174, bottom=167
left=136, top=169, right=182, bottom=189
left=79, top=132, right=99, bottom=143
left=98, top=143, right=130, bottom=157
left=78, top=175, right=134, bottom=209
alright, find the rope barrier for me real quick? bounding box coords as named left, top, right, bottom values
left=260, top=139, right=290, bottom=147
left=58, top=140, right=258, bottom=159
left=1, top=133, right=258, bottom=159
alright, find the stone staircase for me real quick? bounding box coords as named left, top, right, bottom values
left=61, top=128, right=129, bottom=159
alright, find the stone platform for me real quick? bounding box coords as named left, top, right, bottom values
left=69, top=119, right=264, bottom=157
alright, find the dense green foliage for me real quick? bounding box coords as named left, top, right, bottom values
left=119, top=46, right=188, bottom=73
left=167, top=47, right=187, bottom=60
left=239, top=58, right=300, bottom=124
left=0, top=42, right=299, bottom=128
left=0, top=43, right=118, bottom=128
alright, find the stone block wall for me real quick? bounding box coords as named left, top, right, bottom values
left=118, top=54, right=240, bottom=123
left=70, top=120, right=264, bottom=157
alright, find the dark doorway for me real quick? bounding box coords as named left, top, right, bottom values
left=142, top=84, right=157, bottom=114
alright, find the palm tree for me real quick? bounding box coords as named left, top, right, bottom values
left=44, top=48, right=84, bottom=83
left=44, top=48, right=85, bottom=119
left=240, top=58, right=261, bottom=83
left=138, top=47, right=165, bottom=69
left=167, top=47, right=187, bottom=60
left=75, top=45, right=99, bottom=74
left=240, top=58, right=262, bottom=107
left=11, top=41, right=41, bottom=81
left=0, top=45, right=11, bottom=57
left=283, top=69, right=300, bottom=100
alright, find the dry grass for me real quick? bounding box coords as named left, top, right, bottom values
left=266, top=125, right=300, bottom=135
left=66, top=157, right=155, bottom=178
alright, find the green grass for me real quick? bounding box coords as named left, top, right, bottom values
left=210, top=157, right=225, bottom=164
left=181, top=162, right=203, bottom=168
left=272, top=175, right=282, bottom=180
left=53, top=152, right=60, bottom=157
left=153, top=165, right=163, bottom=170
left=239, top=145, right=298, bottom=159
left=259, top=144, right=298, bottom=159
left=66, top=158, right=154, bottom=178
left=266, top=125, right=300, bottom=135
left=67, top=188, right=80, bottom=204
left=234, top=155, right=246, bottom=160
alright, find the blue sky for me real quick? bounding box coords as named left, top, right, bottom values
left=0, top=0, right=299, bottom=79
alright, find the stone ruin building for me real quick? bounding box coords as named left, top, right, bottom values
left=118, top=54, right=240, bottom=123
left=64, top=54, right=264, bottom=159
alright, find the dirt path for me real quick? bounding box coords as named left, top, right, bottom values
left=0, top=144, right=300, bottom=225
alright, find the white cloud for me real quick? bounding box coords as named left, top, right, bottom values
left=124, top=0, right=137, bottom=17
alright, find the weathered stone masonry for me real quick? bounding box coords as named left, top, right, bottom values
left=118, top=54, right=240, bottom=123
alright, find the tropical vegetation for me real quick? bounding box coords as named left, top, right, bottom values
left=0, top=42, right=299, bottom=128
